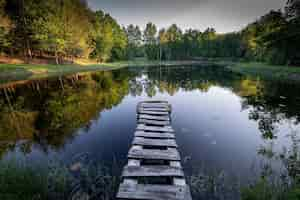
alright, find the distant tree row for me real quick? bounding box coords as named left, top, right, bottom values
left=126, top=0, right=300, bottom=65
left=0, top=0, right=299, bottom=65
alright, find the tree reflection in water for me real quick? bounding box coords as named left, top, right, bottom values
left=0, top=66, right=299, bottom=199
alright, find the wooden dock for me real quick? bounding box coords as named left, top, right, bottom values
left=117, top=101, right=192, bottom=200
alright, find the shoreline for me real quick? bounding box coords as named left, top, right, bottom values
left=1, top=60, right=300, bottom=86
left=226, top=62, right=300, bottom=82
left=0, top=60, right=217, bottom=85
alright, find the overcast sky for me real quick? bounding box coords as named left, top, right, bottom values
left=87, top=0, right=286, bottom=33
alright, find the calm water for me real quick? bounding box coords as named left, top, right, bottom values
left=0, top=65, right=300, bottom=197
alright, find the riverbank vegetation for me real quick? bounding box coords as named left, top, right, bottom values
left=0, top=60, right=209, bottom=83
left=227, top=62, right=300, bottom=82
left=0, top=154, right=120, bottom=200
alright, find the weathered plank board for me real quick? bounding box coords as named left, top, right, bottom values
left=122, top=166, right=184, bottom=177
left=117, top=184, right=190, bottom=200
left=138, top=114, right=170, bottom=121
left=137, top=124, right=174, bottom=133
left=141, top=100, right=168, bottom=104
left=140, top=103, right=170, bottom=107
left=135, top=131, right=175, bottom=139
left=128, top=146, right=180, bottom=161
left=133, top=137, right=177, bottom=148
left=138, top=110, right=169, bottom=116
left=139, top=107, right=170, bottom=112
left=138, top=119, right=171, bottom=126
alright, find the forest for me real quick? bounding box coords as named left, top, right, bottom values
left=0, top=0, right=299, bottom=65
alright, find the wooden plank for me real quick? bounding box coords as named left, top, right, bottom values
left=128, top=146, right=180, bottom=161
left=174, top=178, right=186, bottom=186
left=137, top=124, right=174, bottom=133
left=138, top=114, right=170, bottom=121
left=117, top=184, right=188, bottom=200
left=135, top=131, right=175, bottom=139
left=139, top=107, right=170, bottom=112
left=140, top=100, right=168, bottom=104
left=122, top=165, right=184, bottom=178
left=133, top=137, right=177, bottom=148
left=140, top=102, right=169, bottom=107
left=138, top=110, right=169, bottom=116
left=138, top=119, right=170, bottom=126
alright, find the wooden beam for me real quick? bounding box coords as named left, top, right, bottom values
left=137, top=125, right=174, bottom=133
left=138, top=119, right=171, bottom=126
left=122, top=165, right=184, bottom=178
left=133, top=137, right=177, bottom=148
left=117, top=184, right=189, bottom=200
left=135, top=131, right=175, bottom=139
left=138, top=114, right=170, bottom=121
left=138, top=110, right=170, bottom=116
left=128, top=146, right=180, bottom=161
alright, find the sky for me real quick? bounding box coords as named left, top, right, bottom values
left=87, top=0, right=286, bottom=33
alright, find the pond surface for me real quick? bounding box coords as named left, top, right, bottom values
left=0, top=65, right=300, bottom=198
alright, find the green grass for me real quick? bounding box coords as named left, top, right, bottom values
left=0, top=63, right=120, bottom=84
left=0, top=60, right=205, bottom=84
left=227, top=62, right=300, bottom=82
left=0, top=157, right=120, bottom=200
left=2, top=60, right=300, bottom=84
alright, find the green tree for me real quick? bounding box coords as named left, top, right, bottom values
left=0, top=0, right=12, bottom=54
left=126, top=24, right=142, bottom=58
left=165, top=24, right=183, bottom=60
left=144, top=22, right=158, bottom=60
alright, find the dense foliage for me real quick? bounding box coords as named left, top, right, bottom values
left=0, top=0, right=299, bottom=65
left=0, top=0, right=127, bottom=63
left=141, top=2, right=299, bottom=65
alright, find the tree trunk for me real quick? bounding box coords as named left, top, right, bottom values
left=55, top=51, right=59, bottom=65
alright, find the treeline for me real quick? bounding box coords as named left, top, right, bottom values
left=127, top=0, right=300, bottom=64
left=0, top=0, right=299, bottom=65
left=129, top=0, right=299, bottom=65
left=0, top=0, right=127, bottom=63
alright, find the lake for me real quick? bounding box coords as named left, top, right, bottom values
left=0, top=65, right=299, bottom=199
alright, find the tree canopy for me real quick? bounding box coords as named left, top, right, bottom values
left=0, top=0, right=299, bottom=65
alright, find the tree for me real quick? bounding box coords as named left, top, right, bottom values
left=126, top=24, right=142, bottom=58
left=165, top=24, right=183, bottom=60
left=182, top=29, right=201, bottom=58
left=90, top=11, right=113, bottom=62
left=0, top=0, right=12, bottom=54
left=286, top=0, right=300, bottom=19
left=144, top=22, right=158, bottom=60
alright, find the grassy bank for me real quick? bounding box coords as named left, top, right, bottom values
left=0, top=156, right=120, bottom=200
left=0, top=60, right=208, bottom=84
left=1, top=157, right=299, bottom=200
left=227, top=62, right=300, bottom=82
left=2, top=60, right=300, bottom=84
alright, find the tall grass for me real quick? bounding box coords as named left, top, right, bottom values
left=0, top=154, right=120, bottom=200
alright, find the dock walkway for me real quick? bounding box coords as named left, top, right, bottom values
left=117, top=101, right=192, bottom=200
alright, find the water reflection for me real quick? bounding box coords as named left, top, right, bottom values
left=0, top=70, right=133, bottom=156
left=0, top=66, right=299, bottom=199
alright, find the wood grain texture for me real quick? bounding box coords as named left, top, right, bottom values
left=138, top=110, right=170, bottom=116
left=134, top=131, right=175, bottom=139
left=138, top=119, right=171, bottom=126
left=133, top=137, right=177, bottom=148
left=122, top=165, right=184, bottom=177
left=117, top=184, right=191, bottom=200
left=137, top=124, right=174, bottom=132
left=138, top=114, right=170, bottom=121
left=128, top=147, right=180, bottom=161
